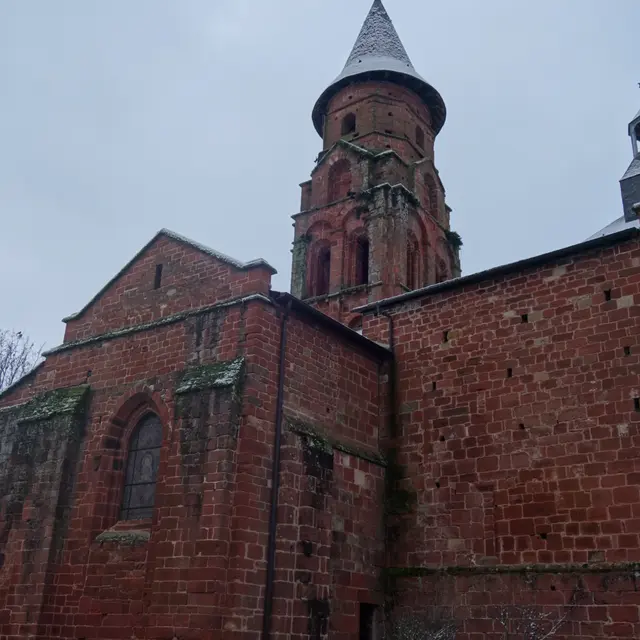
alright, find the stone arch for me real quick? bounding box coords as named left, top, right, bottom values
left=99, top=387, right=171, bottom=528
left=307, top=238, right=332, bottom=298
left=328, top=159, right=352, bottom=203
left=345, top=227, right=369, bottom=287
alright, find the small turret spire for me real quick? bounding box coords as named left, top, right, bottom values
left=312, top=0, right=446, bottom=138
left=344, top=0, right=413, bottom=70
left=620, top=104, right=640, bottom=222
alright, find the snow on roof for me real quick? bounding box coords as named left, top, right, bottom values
left=63, top=229, right=277, bottom=322
left=586, top=215, right=640, bottom=241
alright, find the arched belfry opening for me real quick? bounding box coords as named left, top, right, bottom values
left=355, top=235, right=370, bottom=286
left=341, top=113, right=357, bottom=136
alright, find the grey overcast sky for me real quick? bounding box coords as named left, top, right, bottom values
left=1, top=0, right=638, bottom=351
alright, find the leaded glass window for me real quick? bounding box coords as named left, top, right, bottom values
left=120, top=413, right=162, bottom=521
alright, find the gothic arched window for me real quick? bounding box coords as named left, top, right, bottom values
left=354, top=235, right=370, bottom=286
left=121, top=413, right=162, bottom=521
left=341, top=113, right=357, bottom=136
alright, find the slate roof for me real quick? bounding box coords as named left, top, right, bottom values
left=622, top=156, right=640, bottom=181
left=312, top=0, right=446, bottom=137
left=586, top=215, right=640, bottom=241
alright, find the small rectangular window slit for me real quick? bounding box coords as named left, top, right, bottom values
left=154, top=264, right=163, bottom=290
left=604, top=289, right=612, bottom=302
left=507, top=368, right=513, bottom=378
left=443, top=331, right=450, bottom=343
left=521, top=314, right=529, bottom=323
left=624, top=346, right=632, bottom=357
left=635, top=398, right=640, bottom=413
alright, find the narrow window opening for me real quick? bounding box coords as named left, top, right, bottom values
left=341, top=113, right=356, bottom=136
left=443, top=331, right=450, bottom=343
left=521, top=314, right=529, bottom=323
left=407, top=238, right=418, bottom=290
left=635, top=398, right=640, bottom=412
left=316, top=247, right=331, bottom=297
left=519, top=423, right=526, bottom=430
left=435, top=481, right=441, bottom=489
left=507, top=368, right=513, bottom=378
left=121, top=413, right=162, bottom=521
left=604, top=289, right=612, bottom=302
left=416, top=125, right=425, bottom=149
left=355, top=236, right=370, bottom=286
left=439, top=435, right=445, bottom=442
left=359, top=603, right=378, bottom=640
left=432, top=381, right=437, bottom=392
left=624, top=346, right=632, bottom=356
left=154, top=264, right=163, bottom=290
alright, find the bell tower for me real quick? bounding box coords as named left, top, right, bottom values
left=621, top=107, right=640, bottom=223
left=291, top=0, right=461, bottom=327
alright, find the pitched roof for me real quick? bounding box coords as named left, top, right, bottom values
left=312, top=0, right=446, bottom=137
left=622, top=155, right=640, bottom=181
left=63, top=229, right=277, bottom=322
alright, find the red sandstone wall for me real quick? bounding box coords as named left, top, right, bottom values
left=0, top=234, right=388, bottom=640
left=63, top=233, right=271, bottom=343
left=363, top=235, right=640, bottom=639
left=224, top=304, right=388, bottom=639
left=324, top=81, right=433, bottom=163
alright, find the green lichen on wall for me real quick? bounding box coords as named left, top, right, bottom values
left=176, top=358, right=245, bottom=395
left=3, top=385, right=90, bottom=424
left=445, top=229, right=463, bottom=250
left=95, top=529, right=150, bottom=546
left=287, top=417, right=386, bottom=466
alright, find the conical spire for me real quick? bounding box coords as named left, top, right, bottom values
left=312, top=0, right=446, bottom=137
left=345, top=0, right=413, bottom=70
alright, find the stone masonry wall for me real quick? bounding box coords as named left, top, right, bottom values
left=361, top=232, right=640, bottom=639
left=224, top=301, right=389, bottom=639
left=0, top=387, right=89, bottom=640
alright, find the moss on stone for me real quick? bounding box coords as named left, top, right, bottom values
left=45, top=294, right=272, bottom=356
left=176, top=358, right=245, bottom=395
left=95, top=529, right=150, bottom=546
left=7, top=385, right=90, bottom=424
left=445, top=229, right=463, bottom=250
left=287, top=417, right=386, bottom=466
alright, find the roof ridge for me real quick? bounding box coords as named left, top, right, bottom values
left=63, top=229, right=277, bottom=323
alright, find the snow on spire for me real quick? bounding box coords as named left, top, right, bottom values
left=344, top=0, right=413, bottom=69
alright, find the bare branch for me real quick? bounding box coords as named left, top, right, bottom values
left=0, top=330, right=42, bottom=392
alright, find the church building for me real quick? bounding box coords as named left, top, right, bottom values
left=1, top=2, right=640, bottom=639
